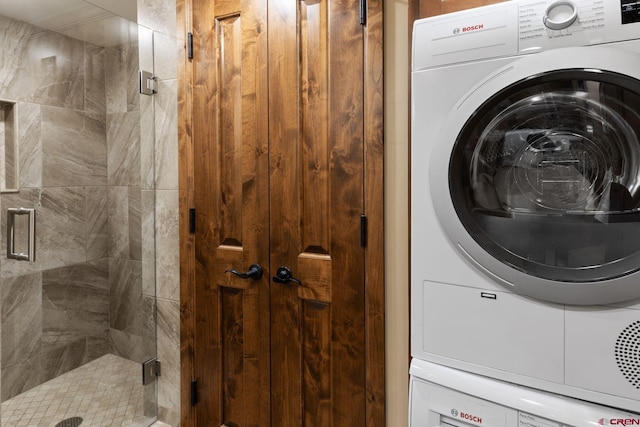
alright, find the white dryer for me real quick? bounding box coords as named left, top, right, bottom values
left=411, top=0, right=640, bottom=416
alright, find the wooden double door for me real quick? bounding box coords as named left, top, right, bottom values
left=186, top=0, right=383, bottom=426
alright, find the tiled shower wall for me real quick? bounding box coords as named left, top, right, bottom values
left=137, top=0, right=181, bottom=423
left=0, top=13, right=156, bottom=404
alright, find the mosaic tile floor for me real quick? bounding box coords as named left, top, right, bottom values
left=1, top=354, right=155, bottom=427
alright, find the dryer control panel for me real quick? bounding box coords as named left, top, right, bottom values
left=413, top=0, right=640, bottom=71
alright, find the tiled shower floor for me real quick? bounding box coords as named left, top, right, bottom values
left=1, top=354, right=154, bottom=427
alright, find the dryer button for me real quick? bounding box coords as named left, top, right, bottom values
left=543, top=1, right=578, bottom=30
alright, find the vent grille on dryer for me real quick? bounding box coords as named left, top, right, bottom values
left=615, top=320, right=640, bottom=389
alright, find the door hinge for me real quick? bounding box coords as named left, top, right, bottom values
left=189, top=208, right=196, bottom=233
left=360, top=215, right=367, bottom=248
left=191, top=380, right=198, bottom=405
left=359, top=0, right=367, bottom=26
left=139, top=70, right=158, bottom=95
left=187, top=32, right=194, bottom=60
left=142, top=358, right=161, bottom=385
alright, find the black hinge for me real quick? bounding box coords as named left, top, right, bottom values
left=359, top=0, right=367, bottom=26
left=360, top=215, right=367, bottom=247
left=189, top=208, right=196, bottom=233
left=191, top=380, right=198, bottom=405
left=187, top=32, right=194, bottom=59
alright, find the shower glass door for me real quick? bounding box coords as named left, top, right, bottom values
left=0, top=1, right=158, bottom=425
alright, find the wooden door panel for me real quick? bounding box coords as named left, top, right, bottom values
left=297, top=253, right=331, bottom=302
left=189, top=0, right=382, bottom=425
left=193, top=0, right=269, bottom=425
left=298, top=0, right=333, bottom=307
left=268, top=1, right=301, bottom=423
left=270, top=0, right=366, bottom=426
left=324, top=0, right=367, bottom=423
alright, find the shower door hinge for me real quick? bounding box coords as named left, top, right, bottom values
left=139, top=70, right=158, bottom=95
left=142, top=358, right=161, bottom=385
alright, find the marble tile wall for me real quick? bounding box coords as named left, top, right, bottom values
left=0, top=1, right=182, bottom=423
left=105, top=29, right=157, bottom=375
left=138, top=0, right=181, bottom=423
left=0, top=14, right=112, bottom=401
left=0, top=12, right=155, bottom=406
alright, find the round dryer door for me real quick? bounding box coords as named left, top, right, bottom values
left=431, top=46, right=640, bottom=305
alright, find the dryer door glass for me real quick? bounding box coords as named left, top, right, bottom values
left=451, top=69, right=640, bottom=282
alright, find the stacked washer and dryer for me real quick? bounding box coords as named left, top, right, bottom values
left=410, top=1, right=640, bottom=425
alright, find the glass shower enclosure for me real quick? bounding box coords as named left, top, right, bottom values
left=0, top=1, right=158, bottom=425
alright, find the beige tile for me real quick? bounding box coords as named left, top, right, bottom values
left=1, top=354, right=154, bottom=426
left=86, top=186, right=109, bottom=260
left=108, top=111, right=142, bottom=186
left=155, top=190, right=179, bottom=301
left=17, top=102, right=42, bottom=189
left=154, top=32, right=178, bottom=81
left=1, top=273, right=42, bottom=367
left=154, top=79, right=178, bottom=191
left=39, top=187, right=87, bottom=270
left=142, top=190, right=156, bottom=296
left=157, top=298, right=180, bottom=426
left=41, top=107, right=107, bottom=187
left=109, top=186, right=143, bottom=261
left=138, top=0, right=177, bottom=37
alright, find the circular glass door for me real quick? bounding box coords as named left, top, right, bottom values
left=451, top=69, right=640, bottom=283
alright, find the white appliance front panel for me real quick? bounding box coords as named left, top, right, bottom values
left=411, top=57, right=514, bottom=295
left=426, top=45, right=640, bottom=305
left=411, top=0, right=640, bottom=416
left=418, top=280, right=564, bottom=383
left=409, top=359, right=640, bottom=427
left=413, top=0, right=640, bottom=72
left=565, top=305, right=640, bottom=402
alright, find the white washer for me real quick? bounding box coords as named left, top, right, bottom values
left=411, top=0, right=640, bottom=416
left=410, top=359, right=639, bottom=427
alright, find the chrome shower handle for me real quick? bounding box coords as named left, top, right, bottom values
left=7, top=207, right=35, bottom=262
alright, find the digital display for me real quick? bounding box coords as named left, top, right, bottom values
left=622, top=0, right=640, bottom=24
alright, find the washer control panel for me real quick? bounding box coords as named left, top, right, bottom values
left=543, top=1, right=579, bottom=30
left=413, top=0, right=640, bottom=71
left=517, top=0, right=640, bottom=51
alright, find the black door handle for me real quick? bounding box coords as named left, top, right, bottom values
left=272, top=266, right=301, bottom=285
left=225, top=264, right=263, bottom=280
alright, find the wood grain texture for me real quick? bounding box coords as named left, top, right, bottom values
left=327, top=0, right=366, bottom=424
left=177, top=0, right=195, bottom=424
left=190, top=0, right=270, bottom=426
left=364, top=0, right=385, bottom=424
left=297, top=253, right=332, bottom=303
left=182, top=0, right=384, bottom=425
left=192, top=0, right=222, bottom=423
left=268, top=1, right=302, bottom=425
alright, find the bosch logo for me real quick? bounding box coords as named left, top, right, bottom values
left=451, top=409, right=482, bottom=424
left=599, top=419, right=640, bottom=425
left=460, top=412, right=483, bottom=424
left=458, top=24, right=484, bottom=33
